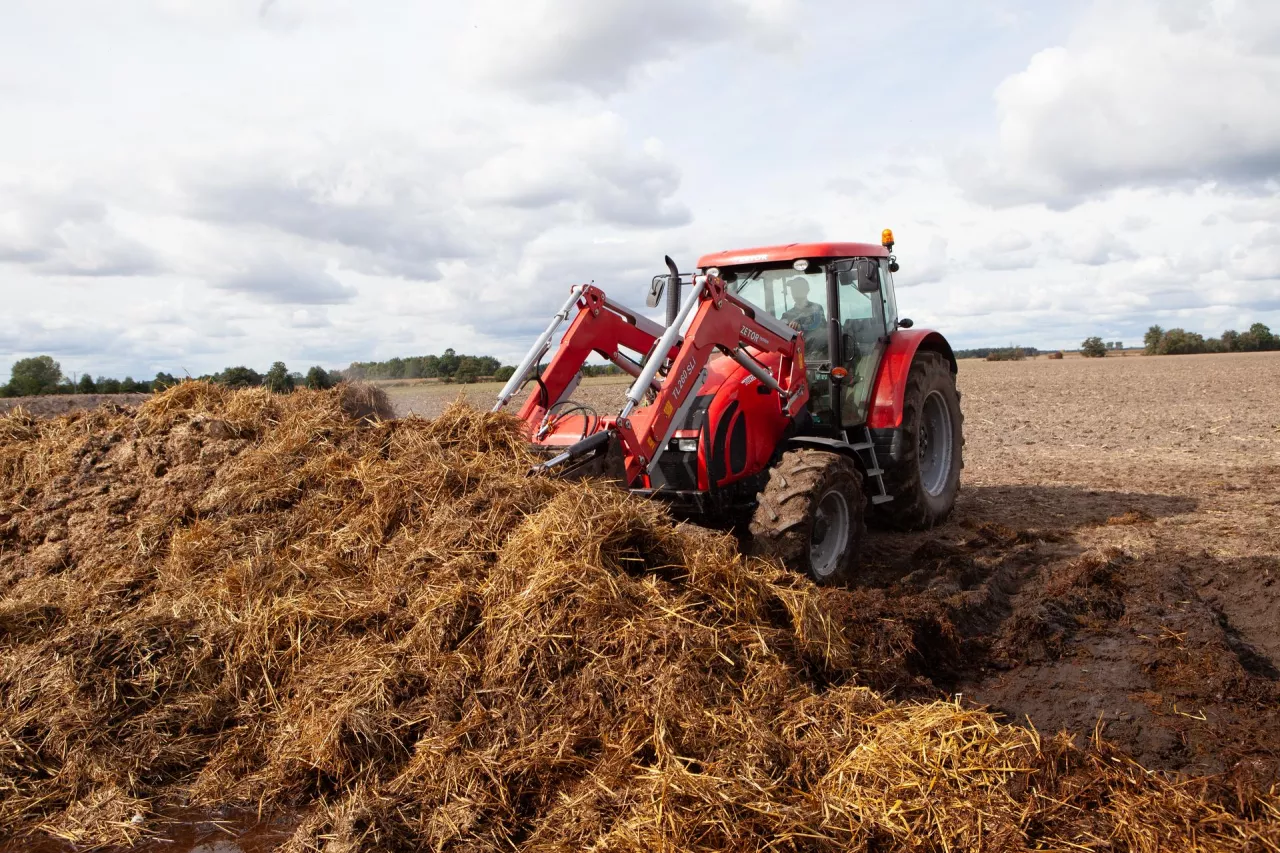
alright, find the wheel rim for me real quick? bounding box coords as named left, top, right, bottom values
left=810, top=489, right=850, bottom=579
left=919, top=389, right=954, bottom=498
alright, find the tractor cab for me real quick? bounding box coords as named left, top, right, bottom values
left=696, top=233, right=902, bottom=435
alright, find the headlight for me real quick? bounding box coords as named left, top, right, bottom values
left=793, top=259, right=809, bottom=271
left=706, top=267, right=719, bottom=277
left=668, top=437, right=699, bottom=452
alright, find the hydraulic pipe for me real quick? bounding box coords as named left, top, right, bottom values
left=607, top=350, right=662, bottom=395
left=620, top=277, right=703, bottom=420
left=493, top=286, right=585, bottom=412
left=730, top=346, right=786, bottom=398
left=533, top=428, right=616, bottom=473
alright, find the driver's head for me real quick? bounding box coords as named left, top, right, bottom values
left=787, top=277, right=810, bottom=301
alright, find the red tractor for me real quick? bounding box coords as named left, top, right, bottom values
left=493, top=232, right=963, bottom=583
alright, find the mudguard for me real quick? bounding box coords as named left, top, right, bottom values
left=867, top=329, right=956, bottom=429
left=784, top=435, right=860, bottom=459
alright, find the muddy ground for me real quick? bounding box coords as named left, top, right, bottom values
left=390, top=352, right=1280, bottom=777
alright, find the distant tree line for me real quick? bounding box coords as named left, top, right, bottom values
left=1143, top=323, right=1277, bottom=355
left=344, top=349, right=624, bottom=384
left=0, top=356, right=343, bottom=398
left=2, top=348, right=634, bottom=400
left=956, top=346, right=1042, bottom=360
left=345, top=349, right=508, bottom=384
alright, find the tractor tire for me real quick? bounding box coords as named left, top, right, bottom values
left=874, top=351, right=964, bottom=530
left=747, top=448, right=865, bottom=585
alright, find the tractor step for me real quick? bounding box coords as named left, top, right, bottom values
left=853, top=426, right=892, bottom=505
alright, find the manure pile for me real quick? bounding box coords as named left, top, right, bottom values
left=0, top=383, right=1276, bottom=851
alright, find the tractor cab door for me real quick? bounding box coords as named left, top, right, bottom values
left=832, top=258, right=891, bottom=428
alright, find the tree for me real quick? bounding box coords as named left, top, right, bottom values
left=264, top=361, right=294, bottom=394
left=305, top=365, right=335, bottom=390
left=77, top=374, right=97, bottom=394
left=1249, top=323, right=1275, bottom=350
left=218, top=366, right=262, bottom=388
left=154, top=371, right=179, bottom=390
left=1080, top=337, right=1108, bottom=358
left=1143, top=325, right=1164, bottom=355
left=493, top=365, right=516, bottom=382
left=98, top=377, right=122, bottom=394
left=9, top=355, right=64, bottom=396
left=438, top=348, right=460, bottom=378
left=1158, top=328, right=1207, bottom=355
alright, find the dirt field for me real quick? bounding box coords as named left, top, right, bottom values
left=388, top=353, right=1280, bottom=775
left=0, top=393, right=150, bottom=417
left=892, top=351, right=1280, bottom=776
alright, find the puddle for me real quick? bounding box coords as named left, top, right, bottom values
left=1, top=808, right=300, bottom=853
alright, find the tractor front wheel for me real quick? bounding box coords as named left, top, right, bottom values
left=875, top=351, right=964, bottom=530
left=747, top=449, right=865, bottom=585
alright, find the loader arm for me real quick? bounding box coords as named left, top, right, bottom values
left=498, top=275, right=809, bottom=487
left=613, top=274, right=808, bottom=483
left=512, top=285, right=672, bottom=428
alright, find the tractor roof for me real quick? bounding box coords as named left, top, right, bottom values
left=697, top=241, right=889, bottom=269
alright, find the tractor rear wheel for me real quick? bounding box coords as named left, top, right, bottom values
left=874, top=351, right=963, bottom=530
left=747, top=449, right=865, bottom=585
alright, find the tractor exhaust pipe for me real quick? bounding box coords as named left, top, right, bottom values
left=664, top=255, right=681, bottom=329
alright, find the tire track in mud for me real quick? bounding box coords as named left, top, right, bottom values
left=861, top=493, right=1280, bottom=781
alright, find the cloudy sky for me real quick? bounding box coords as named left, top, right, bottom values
left=2, top=0, right=1278, bottom=379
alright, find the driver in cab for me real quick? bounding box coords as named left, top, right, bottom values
left=782, top=277, right=826, bottom=356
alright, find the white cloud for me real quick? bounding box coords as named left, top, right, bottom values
left=964, top=0, right=1280, bottom=207
left=0, top=185, right=158, bottom=277
left=1052, top=228, right=1138, bottom=266
left=458, top=0, right=798, bottom=97
left=460, top=116, right=690, bottom=228
left=213, top=256, right=356, bottom=305
left=976, top=230, right=1038, bottom=270
left=2, top=0, right=1279, bottom=376
left=897, top=236, right=949, bottom=286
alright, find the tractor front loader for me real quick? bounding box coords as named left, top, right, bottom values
left=493, top=233, right=963, bottom=583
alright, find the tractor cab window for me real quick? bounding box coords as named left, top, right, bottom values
left=723, top=266, right=831, bottom=360
left=837, top=260, right=890, bottom=426
left=879, top=259, right=898, bottom=327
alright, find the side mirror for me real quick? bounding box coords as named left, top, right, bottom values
left=897, top=318, right=914, bottom=329
left=853, top=258, right=881, bottom=293
left=646, top=274, right=667, bottom=308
